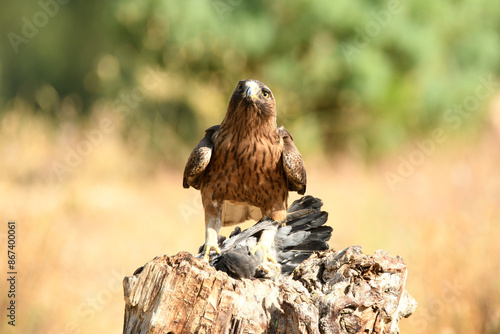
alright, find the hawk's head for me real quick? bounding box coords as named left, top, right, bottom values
left=226, top=79, right=276, bottom=122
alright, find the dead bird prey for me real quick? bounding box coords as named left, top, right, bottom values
left=197, top=196, right=332, bottom=279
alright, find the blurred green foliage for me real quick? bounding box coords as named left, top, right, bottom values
left=1, top=0, right=499, bottom=159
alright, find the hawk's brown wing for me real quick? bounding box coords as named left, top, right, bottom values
left=183, top=125, right=220, bottom=190
left=279, top=127, right=307, bottom=195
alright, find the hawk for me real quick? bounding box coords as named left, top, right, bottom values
left=183, top=79, right=306, bottom=263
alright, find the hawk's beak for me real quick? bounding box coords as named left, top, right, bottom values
left=242, top=81, right=260, bottom=100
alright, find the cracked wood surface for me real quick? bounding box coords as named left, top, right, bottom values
left=123, top=246, right=416, bottom=334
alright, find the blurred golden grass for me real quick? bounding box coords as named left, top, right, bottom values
left=1, top=108, right=500, bottom=334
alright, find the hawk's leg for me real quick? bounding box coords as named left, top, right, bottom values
left=251, top=209, right=287, bottom=264
left=203, top=204, right=222, bottom=262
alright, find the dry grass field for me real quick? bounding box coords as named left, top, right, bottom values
left=1, top=107, right=500, bottom=334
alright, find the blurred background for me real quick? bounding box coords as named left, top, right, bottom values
left=1, top=0, right=500, bottom=333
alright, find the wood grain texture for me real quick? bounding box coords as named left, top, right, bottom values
left=123, top=246, right=416, bottom=334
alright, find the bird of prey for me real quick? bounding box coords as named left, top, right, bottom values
left=183, top=79, right=307, bottom=264
left=198, top=195, right=332, bottom=279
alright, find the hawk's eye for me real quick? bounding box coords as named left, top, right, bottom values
left=237, top=83, right=244, bottom=90
left=262, top=90, right=270, bottom=99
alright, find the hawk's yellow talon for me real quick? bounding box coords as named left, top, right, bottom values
left=251, top=243, right=277, bottom=264
left=202, top=243, right=221, bottom=262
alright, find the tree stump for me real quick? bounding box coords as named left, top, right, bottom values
left=123, top=246, right=416, bottom=333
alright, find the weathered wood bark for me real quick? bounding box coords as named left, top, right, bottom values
left=123, top=246, right=416, bottom=334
